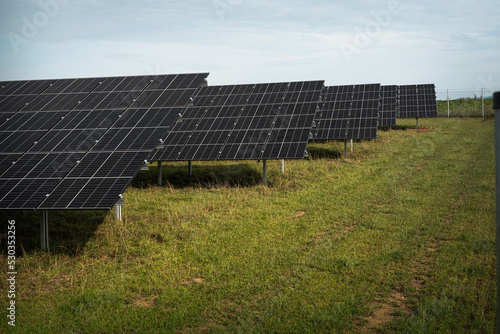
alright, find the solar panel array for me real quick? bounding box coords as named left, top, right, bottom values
left=0, top=73, right=208, bottom=210
left=379, top=85, right=398, bottom=127
left=153, top=81, right=324, bottom=161
left=0, top=73, right=439, bottom=213
left=397, top=84, right=438, bottom=119
left=314, top=84, right=380, bottom=140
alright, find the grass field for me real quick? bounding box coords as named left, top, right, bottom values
left=437, top=97, right=493, bottom=118
left=0, top=117, right=496, bottom=333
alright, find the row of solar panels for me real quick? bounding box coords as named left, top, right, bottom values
left=154, top=83, right=437, bottom=161
left=0, top=73, right=437, bottom=210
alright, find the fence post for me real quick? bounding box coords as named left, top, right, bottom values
left=447, top=89, right=450, bottom=117
left=493, top=91, right=500, bottom=332
left=482, top=88, right=484, bottom=118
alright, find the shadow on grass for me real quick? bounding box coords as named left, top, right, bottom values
left=0, top=209, right=107, bottom=256
left=131, top=162, right=264, bottom=189
left=307, top=145, right=343, bottom=160
left=378, top=125, right=415, bottom=132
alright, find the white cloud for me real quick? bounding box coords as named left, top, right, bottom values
left=0, top=0, right=499, bottom=94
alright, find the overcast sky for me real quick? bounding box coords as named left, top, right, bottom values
left=1, top=0, right=499, bottom=98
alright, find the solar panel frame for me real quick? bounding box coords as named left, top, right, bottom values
left=0, top=73, right=209, bottom=210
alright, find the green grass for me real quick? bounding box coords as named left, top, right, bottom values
left=437, top=97, right=493, bottom=117
left=0, top=118, right=496, bottom=333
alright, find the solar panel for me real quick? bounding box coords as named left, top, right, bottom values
left=0, top=178, right=60, bottom=210
left=417, top=84, right=438, bottom=118
left=1, top=153, right=83, bottom=179
left=152, top=80, right=324, bottom=161
left=0, top=131, right=47, bottom=153
left=0, top=73, right=209, bottom=210
left=38, top=151, right=150, bottom=209
left=314, top=84, right=380, bottom=140
left=0, top=152, right=84, bottom=210
left=379, top=85, right=397, bottom=127
left=0, top=111, right=67, bottom=131
left=0, top=80, right=56, bottom=113
left=0, top=154, right=21, bottom=175
left=0, top=112, right=14, bottom=125
left=397, top=84, right=438, bottom=119
left=398, top=85, right=418, bottom=118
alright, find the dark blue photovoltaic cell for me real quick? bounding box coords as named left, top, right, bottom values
left=22, top=93, right=88, bottom=111
left=0, top=178, right=60, bottom=210
left=0, top=131, right=46, bottom=153
left=397, top=84, right=437, bottom=119
left=28, top=129, right=107, bottom=152
left=0, top=95, right=40, bottom=112
left=314, top=85, right=352, bottom=140
left=0, top=111, right=66, bottom=131
left=54, top=109, right=123, bottom=130
left=129, top=73, right=208, bottom=109
left=0, top=81, right=12, bottom=95
left=417, top=84, right=438, bottom=118
left=92, top=107, right=182, bottom=151
left=0, top=81, right=27, bottom=96
left=44, top=77, right=100, bottom=94
left=398, top=85, right=419, bottom=118
left=74, top=90, right=142, bottom=110
left=0, top=73, right=208, bottom=210
left=315, top=84, right=380, bottom=140
left=379, top=85, right=397, bottom=127
left=1, top=153, right=84, bottom=179
left=153, top=80, right=324, bottom=161
left=66, top=151, right=150, bottom=178
left=0, top=112, right=14, bottom=125
left=38, top=177, right=132, bottom=210
left=0, top=80, right=55, bottom=96
left=38, top=151, right=150, bottom=209
left=0, top=154, right=21, bottom=175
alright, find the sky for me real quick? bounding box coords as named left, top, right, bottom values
left=0, top=0, right=499, bottom=99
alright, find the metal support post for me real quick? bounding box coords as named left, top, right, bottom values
left=115, top=204, right=122, bottom=221
left=157, top=161, right=162, bottom=186
left=263, top=159, right=268, bottom=186
left=350, top=139, right=353, bottom=152
left=41, top=210, right=49, bottom=251
left=447, top=89, right=450, bottom=117
left=188, top=160, right=193, bottom=176
left=416, top=118, right=419, bottom=129
left=482, top=88, right=484, bottom=118
left=115, top=194, right=124, bottom=221
left=493, top=91, right=500, bottom=331
left=281, top=159, right=285, bottom=174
